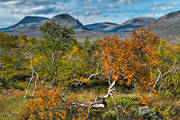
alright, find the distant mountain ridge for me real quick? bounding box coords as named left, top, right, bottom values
left=85, top=22, right=118, bottom=32
left=0, top=14, right=98, bottom=40
left=84, top=17, right=156, bottom=38
left=1, top=10, right=180, bottom=44
left=1, top=16, right=49, bottom=32
left=122, top=17, right=156, bottom=26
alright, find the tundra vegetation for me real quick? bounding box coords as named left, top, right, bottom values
left=0, top=21, right=180, bottom=120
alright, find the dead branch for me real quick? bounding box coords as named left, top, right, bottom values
left=24, top=74, right=34, bottom=98
left=76, top=72, right=101, bottom=86
left=153, top=57, right=177, bottom=90
left=153, top=68, right=162, bottom=89
left=32, top=71, right=39, bottom=97
left=72, top=79, right=130, bottom=119
left=111, top=94, right=120, bottom=120
left=24, top=52, right=39, bottom=98
left=24, top=53, right=34, bottom=98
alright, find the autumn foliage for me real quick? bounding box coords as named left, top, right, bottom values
left=99, top=26, right=160, bottom=103
left=17, top=88, right=89, bottom=120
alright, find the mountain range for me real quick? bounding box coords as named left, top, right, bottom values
left=1, top=10, right=180, bottom=44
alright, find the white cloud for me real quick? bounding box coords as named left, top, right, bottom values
left=151, top=6, right=175, bottom=11
left=0, top=8, right=24, bottom=27
left=143, top=13, right=164, bottom=18
left=3, top=0, right=20, bottom=5
left=21, top=6, right=46, bottom=14
left=96, top=0, right=139, bottom=4
left=150, top=2, right=162, bottom=6
left=117, top=0, right=126, bottom=3
left=83, top=10, right=101, bottom=16
left=108, top=4, right=116, bottom=8
left=12, top=5, right=55, bottom=15
left=150, top=1, right=180, bottom=12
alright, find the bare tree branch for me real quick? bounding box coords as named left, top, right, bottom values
left=24, top=53, right=34, bottom=98
left=153, top=68, right=162, bottom=89
left=111, top=94, right=120, bottom=120
left=32, top=71, right=39, bottom=97
left=87, top=72, right=101, bottom=81
left=153, top=57, right=177, bottom=90
left=76, top=72, right=101, bottom=87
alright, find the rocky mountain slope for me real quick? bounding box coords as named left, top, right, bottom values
left=152, top=10, right=180, bottom=44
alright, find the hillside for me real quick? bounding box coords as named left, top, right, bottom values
left=153, top=10, right=180, bottom=44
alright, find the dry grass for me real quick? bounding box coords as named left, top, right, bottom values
left=69, top=88, right=107, bottom=102
left=1, top=87, right=179, bottom=120
left=152, top=97, right=180, bottom=108
left=68, top=87, right=140, bottom=102
left=0, top=96, right=29, bottom=120
left=0, top=89, right=29, bottom=120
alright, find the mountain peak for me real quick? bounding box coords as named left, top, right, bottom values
left=52, top=14, right=75, bottom=20
left=152, top=10, right=180, bottom=44
left=0, top=16, right=49, bottom=32
left=163, top=10, right=180, bottom=18
left=51, top=14, right=84, bottom=29
left=24, top=16, right=45, bottom=19
left=20, top=16, right=49, bottom=24
left=154, top=9, right=180, bottom=27
left=156, top=10, right=180, bottom=22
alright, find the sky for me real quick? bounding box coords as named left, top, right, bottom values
left=0, top=0, right=180, bottom=28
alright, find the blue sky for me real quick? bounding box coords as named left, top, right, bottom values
left=0, top=0, right=180, bottom=28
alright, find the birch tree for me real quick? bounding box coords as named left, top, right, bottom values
left=39, top=21, right=76, bottom=85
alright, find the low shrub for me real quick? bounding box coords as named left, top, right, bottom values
left=17, top=88, right=89, bottom=120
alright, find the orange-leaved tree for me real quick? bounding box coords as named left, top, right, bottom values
left=17, top=88, right=89, bottom=120
left=99, top=26, right=160, bottom=104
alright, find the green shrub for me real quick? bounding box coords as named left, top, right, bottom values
left=106, top=96, right=141, bottom=110
left=132, top=106, right=167, bottom=119
left=102, top=109, right=116, bottom=120
left=101, top=96, right=141, bottom=119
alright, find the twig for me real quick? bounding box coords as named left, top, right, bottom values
left=111, top=94, right=120, bottom=120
